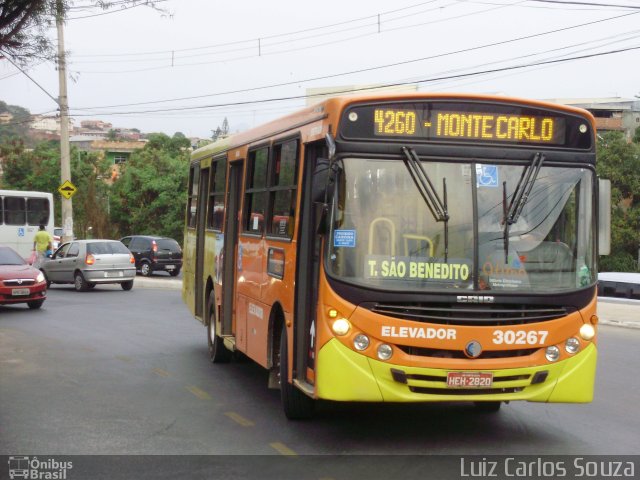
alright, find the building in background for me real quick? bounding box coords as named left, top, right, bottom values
left=550, top=97, right=640, bottom=141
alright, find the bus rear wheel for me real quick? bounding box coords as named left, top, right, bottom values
left=207, top=293, right=230, bottom=363
left=279, top=324, right=314, bottom=420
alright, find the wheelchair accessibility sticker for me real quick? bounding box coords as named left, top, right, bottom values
left=18, top=227, right=25, bottom=237
left=334, top=230, right=356, bottom=248
left=476, top=165, right=499, bottom=187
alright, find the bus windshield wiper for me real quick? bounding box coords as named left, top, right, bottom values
left=401, top=147, right=449, bottom=261
left=502, top=152, right=545, bottom=262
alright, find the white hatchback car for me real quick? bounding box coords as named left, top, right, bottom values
left=42, top=239, right=136, bottom=291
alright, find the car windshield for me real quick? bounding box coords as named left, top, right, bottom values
left=327, top=158, right=595, bottom=293
left=87, top=241, right=130, bottom=255
left=0, top=247, right=27, bottom=265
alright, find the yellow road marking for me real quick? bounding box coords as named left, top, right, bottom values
left=224, top=411, right=254, bottom=427
left=270, top=442, right=297, bottom=456
left=115, top=355, right=133, bottom=363
left=153, top=368, right=170, bottom=377
left=186, top=386, right=211, bottom=400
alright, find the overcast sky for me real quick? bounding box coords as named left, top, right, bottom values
left=1, top=0, right=639, bottom=138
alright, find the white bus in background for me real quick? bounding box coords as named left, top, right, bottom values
left=0, top=190, right=55, bottom=259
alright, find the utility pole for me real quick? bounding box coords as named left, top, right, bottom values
left=56, top=0, right=74, bottom=242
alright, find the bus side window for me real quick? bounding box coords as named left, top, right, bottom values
left=186, top=165, right=199, bottom=228
left=244, top=147, right=269, bottom=234
left=4, top=196, right=26, bottom=225
left=207, top=156, right=227, bottom=231
left=27, top=198, right=50, bottom=226
left=268, top=139, right=298, bottom=238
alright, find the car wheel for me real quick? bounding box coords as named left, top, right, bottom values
left=279, top=324, right=315, bottom=419
left=121, top=280, right=134, bottom=291
left=169, top=268, right=181, bottom=277
left=42, top=271, right=51, bottom=289
left=74, top=272, right=89, bottom=292
left=474, top=401, right=502, bottom=413
left=27, top=299, right=45, bottom=309
left=207, top=292, right=230, bottom=363
left=140, top=261, right=152, bottom=277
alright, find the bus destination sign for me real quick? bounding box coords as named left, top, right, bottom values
left=373, top=108, right=566, bottom=145
left=339, top=101, right=595, bottom=148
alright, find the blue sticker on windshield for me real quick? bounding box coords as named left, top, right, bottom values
left=334, top=230, right=356, bottom=248
left=476, top=165, right=499, bottom=187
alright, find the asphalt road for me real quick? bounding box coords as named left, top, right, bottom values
left=1, top=284, right=639, bottom=459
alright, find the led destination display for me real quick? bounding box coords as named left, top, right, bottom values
left=340, top=101, right=593, bottom=149
left=373, top=108, right=565, bottom=144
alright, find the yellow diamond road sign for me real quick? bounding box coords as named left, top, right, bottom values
left=58, top=180, right=77, bottom=199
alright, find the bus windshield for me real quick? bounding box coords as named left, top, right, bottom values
left=327, top=158, right=595, bottom=293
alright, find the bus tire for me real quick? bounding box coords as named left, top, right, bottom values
left=474, top=401, right=501, bottom=413
left=279, top=324, right=314, bottom=420
left=207, top=293, right=230, bottom=363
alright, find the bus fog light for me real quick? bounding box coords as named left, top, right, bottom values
left=331, top=318, right=350, bottom=336
left=545, top=346, right=560, bottom=362
left=580, top=323, right=595, bottom=341
left=377, top=344, right=393, bottom=361
left=353, top=334, right=370, bottom=351
left=565, top=337, right=580, bottom=354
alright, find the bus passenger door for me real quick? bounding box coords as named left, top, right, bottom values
left=294, top=141, right=327, bottom=386
left=194, top=167, right=210, bottom=319
left=221, top=161, right=243, bottom=336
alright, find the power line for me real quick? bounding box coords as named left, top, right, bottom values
left=68, top=1, right=444, bottom=58
left=66, top=0, right=171, bottom=20
left=66, top=45, right=640, bottom=117
left=72, top=10, right=639, bottom=110
left=527, top=0, right=640, bottom=8
left=0, top=50, right=59, bottom=106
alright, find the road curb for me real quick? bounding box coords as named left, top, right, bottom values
left=134, top=277, right=182, bottom=290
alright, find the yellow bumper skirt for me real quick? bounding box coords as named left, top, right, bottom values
left=316, top=339, right=596, bottom=403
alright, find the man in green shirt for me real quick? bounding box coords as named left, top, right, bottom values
left=33, top=225, right=52, bottom=268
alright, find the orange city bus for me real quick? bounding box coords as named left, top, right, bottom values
left=182, top=93, right=610, bottom=419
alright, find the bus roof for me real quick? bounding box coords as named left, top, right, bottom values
left=190, top=92, right=595, bottom=161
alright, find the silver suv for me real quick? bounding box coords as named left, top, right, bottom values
left=42, top=240, right=136, bottom=291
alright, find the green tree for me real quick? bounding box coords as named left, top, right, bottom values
left=597, top=131, right=640, bottom=272
left=0, top=139, right=112, bottom=236
left=0, top=0, right=53, bottom=65
left=110, top=143, right=189, bottom=242
left=106, top=129, right=118, bottom=141
left=0, top=101, right=32, bottom=142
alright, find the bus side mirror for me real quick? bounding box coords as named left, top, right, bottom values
left=598, top=178, right=611, bottom=256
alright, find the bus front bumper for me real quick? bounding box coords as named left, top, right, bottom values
left=316, top=339, right=596, bottom=403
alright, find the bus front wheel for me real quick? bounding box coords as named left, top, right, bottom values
left=279, top=324, right=314, bottom=420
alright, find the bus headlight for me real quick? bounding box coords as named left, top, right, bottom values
left=353, top=334, right=370, bottom=351
left=331, top=318, right=350, bottom=336
left=545, top=346, right=560, bottom=362
left=579, top=323, right=595, bottom=341
left=377, top=344, right=393, bottom=361
left=565, top=337, right=580, bottom=354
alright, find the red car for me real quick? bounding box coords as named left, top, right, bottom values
left=0, top=246, right=47, bottom=309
